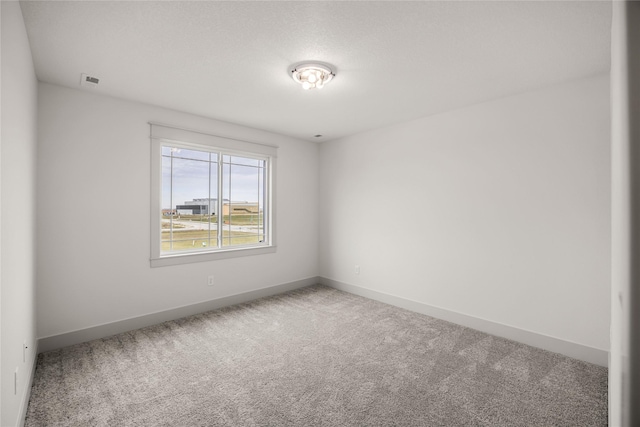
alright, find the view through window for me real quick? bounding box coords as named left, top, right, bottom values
left=161, top=145, right=268, bottom=254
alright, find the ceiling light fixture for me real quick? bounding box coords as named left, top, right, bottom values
left=290, top=62, right=335, bottom=90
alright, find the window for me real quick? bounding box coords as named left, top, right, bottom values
left=150, top=124, right=276, bottom=267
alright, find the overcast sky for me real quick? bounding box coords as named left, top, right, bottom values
left=162, top=150, right=264, bottom=210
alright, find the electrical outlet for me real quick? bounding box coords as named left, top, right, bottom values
left=208, top=275, right=215, bottom=286
left=355, top=265, right=360, bottom=275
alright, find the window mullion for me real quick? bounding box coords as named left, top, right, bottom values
left=262, top=164, right=266, bottom=243
left=217, top=152, right=223, bottom=248
left=257, top=164, right=261, bottom=242
left=208, top=153, right=212, bottom=248
left=170, top=154, right=174, bottom=252
left=228, top=157, right=233, bottom=247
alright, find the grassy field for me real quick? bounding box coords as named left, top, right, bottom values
left=161, top=228, right=264, bottom=251
left=161, top=213, right=265, bottom=251
left=164, top=213, right=263, bottom=226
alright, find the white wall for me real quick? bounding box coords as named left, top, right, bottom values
left=610, top=3, right=640, bottom=425
left=609, top=4, right=628, bottom=423
left=1, top=2, right=39, bottom=426
left=36, top=83, right=319, bottom=339
left=319, top=74, right=611, bottom=354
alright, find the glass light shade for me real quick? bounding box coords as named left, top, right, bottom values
left=290, top=63, right=335, bottom=90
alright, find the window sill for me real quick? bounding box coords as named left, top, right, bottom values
left=150, top=245, right=276, bottom=267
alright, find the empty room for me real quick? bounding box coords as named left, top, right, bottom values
left=2, top=1, right=639, bottom=426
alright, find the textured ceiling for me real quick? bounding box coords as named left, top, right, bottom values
left=20, top=1, right=611, bottom=142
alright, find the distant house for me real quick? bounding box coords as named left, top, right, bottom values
left=175, top=198, right=220, bottom=215
left=225, top=201, right=260, bottom=215
left=174, top=198, right=259, bottom=216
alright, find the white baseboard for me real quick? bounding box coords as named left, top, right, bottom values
left=320, top=277, right=608, bottom=367
left=17, top=340, right=39, bottom=427
left=38, top=277, right=319, bottom=353
left=36, top=276, right=608, bottom=367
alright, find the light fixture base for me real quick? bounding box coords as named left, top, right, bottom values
left=290, top=62, right=335, bottom=90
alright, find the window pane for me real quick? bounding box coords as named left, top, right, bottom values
left=172, top=157, right=210, bottom=215
left=161, top=147, right=219, bottom=253
left=157, top=140, right=269, bottom=258
left=220, top=156, right=265, bottom=247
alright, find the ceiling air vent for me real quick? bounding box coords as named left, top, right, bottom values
left=80, top=73, right=99, bottom=88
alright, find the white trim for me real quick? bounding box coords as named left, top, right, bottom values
left=150, top=245, right=276, bottom=267
left=320, top=277, right=609, bottom=367
left=17, top=340, right=39, bottom=427
left=149, top=123, right=277, bottom=266
left=35, top=276, right=608, bottom=367
left=149, top=122, right=278, bottom=157
left=150, top=134, right=162, bottom=261
left=37, top=277, right=319, bottom=353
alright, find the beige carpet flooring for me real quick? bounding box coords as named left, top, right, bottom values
left=25, top=285, right=607, bottom=426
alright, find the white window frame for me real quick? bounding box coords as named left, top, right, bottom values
left=150, top=123, right=277, bottom=267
